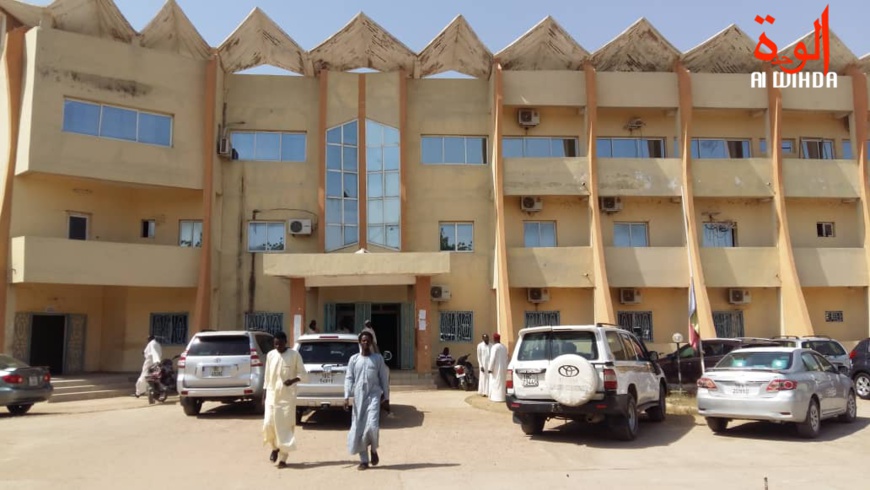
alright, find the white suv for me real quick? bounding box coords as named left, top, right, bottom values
left=506, top=324, right=667, bottom=441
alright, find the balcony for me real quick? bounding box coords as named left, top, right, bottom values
left=692, top=158, right=773, bottom=198
left=11, top=236, right=199, bottom=288
left=782, top=159, right=859, bottom=199
left=605, top=247, right=688, bottom=287
left=507, top=247, right=593, bottom=288
left=700, top=247, right=780, bottom=288
left=597, top=158, right=682, bottom=197
left=503, top=158, right=589, bottom=196
left=794, top=248, right=868, bottom=287
left=502, top=71, right=586, bottom=107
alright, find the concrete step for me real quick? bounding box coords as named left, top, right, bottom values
left=48, top=373, right=137, bottom=403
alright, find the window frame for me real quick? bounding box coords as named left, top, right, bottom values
left=230, top=131, right=307, bottom=162
left=502, top=136, right=580, bottom=158
left=702, top=222, right=737, bottom=248
left=62, top=98, right=173, bottom=147
left=141, top=219, right=156, bottom=239
left=597, top=137, right=666, bottom=158
left=816, top=221, right=835, bottom=238
left=438, top=311, right=474, bottom=343
left=523, top=221, right=557, bottom=248
left=616, top=310, right=654, bottom=342
left=244, top=312, right=285, bottom=336
left=149, top=312, right=189, bottom=345
left=68, top=212, right=90, bottom=241
left=613, top=222, right=649, bottom=247
left=247, top=221, right=286, bottom=253
left=179, top=220, right=203, bottom=248
left=325, top=120, right=360, bottom=251
left=421, top=135, right=488, bottom=165
left=366, top=119, right=401, bottom=250
left=800, top=138, right=835, bottom=160
left=690, top=138, right=752, bottom=159
left=439, top=222, right=474, bottom=252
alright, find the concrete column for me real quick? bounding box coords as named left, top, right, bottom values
left=847, top=66, right=870, bottom=338
left=289, top=278, right=306, bottom=344
left=414, top=275, right=432, bottom=374
left=765, top=67, right=813, bottom=335
left=317, top=70, right=328, bottom=252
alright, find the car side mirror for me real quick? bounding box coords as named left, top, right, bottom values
left=838, top=366, right=849, bottom=376
left=648, top=351, right=659, bottom=362
left=383, top=351, right=393, bottom=362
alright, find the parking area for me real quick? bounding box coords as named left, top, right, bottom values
left=1, top=391, right=868, bottom=490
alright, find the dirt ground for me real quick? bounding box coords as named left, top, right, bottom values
left=1, top=391, right=868, bottom=489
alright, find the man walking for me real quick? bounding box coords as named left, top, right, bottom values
left=487, top=333, right=508, bottom=403
left=476, top=334, right=491, bottom=396
left=344, top=331, right=390, bottom=470
left=134, top=335, right=162, bottom=399
left=262, top=331, right=306, bottom=468
left=361, top=320, right=380, bottom=353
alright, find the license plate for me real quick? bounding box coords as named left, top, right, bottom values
left=731, top=385, right=750, bottom=396
left=521, top=374, right=538, bottom=388
left=320, top=373, right=334, bottom=384
left=209, top=366, right=224, bottom=377
left=28, top=376, right=38, bottom=386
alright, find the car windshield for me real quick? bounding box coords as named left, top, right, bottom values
left=517, top=331, right=598, bottom=361
left=806, top=341, right=846, bottom=357
left=298, top=342, right=359, bottom=365
left=0, top=355, right=27, bottom=370
left=713, top=351, right=793, bottom=371
left=187, top=336, right=251, bottom=356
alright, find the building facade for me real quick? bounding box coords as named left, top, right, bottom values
left=1, top=0, right=870, bottom=374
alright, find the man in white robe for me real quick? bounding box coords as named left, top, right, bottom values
left=134, top=336, right=162, bottom=398
left=476, top=334, right=491, bottom=396
left=361, top=320, right=380, bottom=353
left=262, top=331, right=307, bottom=468
left=344, top=331, right=390, bottom=470
left=487, top=333, right=509, bottom=403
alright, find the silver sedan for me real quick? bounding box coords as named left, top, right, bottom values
left=0, top=355, right=53, bottom=415
left=697, top=347, right=857, bottom=438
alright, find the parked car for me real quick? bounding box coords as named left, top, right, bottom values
left=767, top=336, right=851, bottom=373
left=0, top=355, right=53, bottom=415
left=176, top=330, right=274, bottom=416
left=506, top=324, right=667, bottom=441
left=849, top=338, right=870, bottom=399
left=697, top=347, right=857, bottom=438
left=657, top=338, right=779, bottom=385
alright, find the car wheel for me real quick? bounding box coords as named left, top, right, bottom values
left=6, top=404, right=33, bottom=416
left=181, top=397, right=202, bottom=416
left=706, top=417, right=728, bottom=433
left=854, top=372, right=870, bottom=400
left=796, top=398, right=821, bottom=439
left=609, top=395, right=639, bottom=441
left=520, top=414, right=545, bottom=435
left=838, top=390, right=857, bottom=424
left=646, top=384, right=667, bottom=422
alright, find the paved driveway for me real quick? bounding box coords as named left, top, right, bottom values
left=1, top=392, right=868, bottom=489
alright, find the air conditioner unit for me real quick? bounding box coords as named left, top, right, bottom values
left=288, top=219, right=312, bottom=236
left=528, top=288, right=550, bottom=303
left=518, top=109, right=540, bottom=127
left=619, top=288, right=642, bottom=305
left=520, top=196, right=543, bottom=212
left=430, top=286, right=451, bottom=302
left=728, top=289, right=751, bottom=305
left=600, top=196, right=623, bottom=213
left=218, top=137, right=232, bottom=156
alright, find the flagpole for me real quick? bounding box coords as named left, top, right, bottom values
left=679, top=185, right=704, bottom=376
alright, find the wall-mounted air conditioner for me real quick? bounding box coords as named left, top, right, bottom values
left=619, top=288, right=642, bottom=305
left=527, top=288, right=550, bottom=303
left=728, top=289, right=751, bottom=305
left=600, top=197, right=623, bottom=213
left=288, top=219, right=312, bottom=236
left=518, top=109, right=540, bottom=127
left=521, top=196, right=543, bottom=212
left=218, top=137, right=232, bottom=157
left=431, top=286, right=451, bottom=302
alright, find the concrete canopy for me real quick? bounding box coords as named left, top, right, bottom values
left=309, top=12, right=416, bottom=73
left=218, top=7, right=309, bottom=75
left=592, top=18, right=680, bottom=72
left=0, top=0, right=42, bottom=26
left=140, top=0, right=210, bottom=60
left=776, top=29, right=858, bottom=74
left=495, top=16, right=588, bottom=71
left=263, top=251, right=450, bottom=288
left=47, top=0, right=136, bottom=43
left=418, top=15, right=492, bottom=79
left=682, top=24, right=762, bottom=74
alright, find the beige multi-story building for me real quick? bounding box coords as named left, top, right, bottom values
left=1, top=0, right=869, bottom=375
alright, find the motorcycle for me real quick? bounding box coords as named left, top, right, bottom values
left=147, top=355, right=180, bottom=404
left=453, top=354, right=478, bottom=391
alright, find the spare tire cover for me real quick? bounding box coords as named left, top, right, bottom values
left=545, top=354, right=598, bottom=407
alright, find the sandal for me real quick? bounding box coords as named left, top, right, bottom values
left=357, top=463, right=369, bottom=471
left=370, top=450, right=379, bottom=466
left=277, top=461, right=288, bottom=469
left=269, top=450, right=279, bottom=463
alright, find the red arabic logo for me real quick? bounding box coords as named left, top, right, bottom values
left=753, top=5, right=830, bottom=74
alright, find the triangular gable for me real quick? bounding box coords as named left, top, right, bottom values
left=310, top=12, right=416, bottom=73
left=218, top=7, right=308, bottom=75
left=776, top=29, right=857, bottom=74
left=47, top=0, right=136, bottom=43
left=140, top=0, right=210, bottom=60
left=860, top=53, right=870, bottom=74
left=592, top=18, right=680, bottom=72
left=682, top=25, right=762, bottom=74
left=0, top=0, right=43, bottom=26
left=495, top=16, right=588, bottom=71
left=418, top=15, right=492, bottom=78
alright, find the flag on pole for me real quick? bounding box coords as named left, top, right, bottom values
left=688, top=280, right=701, bottom=350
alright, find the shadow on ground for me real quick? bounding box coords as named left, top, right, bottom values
left=300, top=404, right=425, bottom=431
left=527, top=413, right=697, bottom=449
left=711, top=416, right=870, bottom=442
left=195, top=401, right=262, bottom=420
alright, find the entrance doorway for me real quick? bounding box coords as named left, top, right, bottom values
left=29, top=315, right=66, bottom=375
left=371, top=304, right=400, bottom=369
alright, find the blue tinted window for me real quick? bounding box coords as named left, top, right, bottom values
left=62, top=100, right=100, bottom=136
left=502, top=137, right=579, bottom=158
left=422, top=136, right=488, bottom=164
left=138, top=112, right=172, bottom=146
left=100, top=106, right=137, bottom=141
left=62, top=99, right=172, bottom=146
left=231, top=131, right=307, bottom=162
left=367, top=120, right=401, bottom=249
left=326, top=121, right=359, bottom=252
left=598, top=138, right=665, bottom=158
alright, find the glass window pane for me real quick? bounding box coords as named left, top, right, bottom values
left=642, top=139, right=664, bottom=158
left=343, top=147, right=358, bottom=171
left=690, top=140, right=700, bottom=159
left=384, top=172, right=400, bottom=197
left=100, top=106, right=137, bottom=141
left=193, top=221, right=203, bottom=247
left=326, top=225, right=342, bottom=250
left=383, top=146, right=399, bottom=171
left=524, top=222, right=540, bottom=247
left=343, top=173, right=358, bottom=198
left=254, top=132, right=281, bottom=161
left=440, top=224, right=456, bottom=251
left=421, top=137, right=443, bottom=164
left=343, top=225, right=357, bottom=246
left=367, top=146, right=383, bottom=171
left=386, top=225, right=400, bottom=249
left=760, top=139, right=768, bottom=154
left=540, top=222, right=556, bottom=247
left=632, top=224, right=648, bottom=246
left=63, top=100, right=100, bottom=136
left=699, top=140, right=727, bottom=158
left=367, top=173, right=383, bottom=198
left=822, top=140, right=834, bottom=159
left=248, top=223, right=266, bottom=251
left=179, top=221, right=193, bottom=246
left=444, top=137, right=465, bottom=162
left=467, top=137, right=486, bottom=164
left=383, top=198, right=400, bottom=223
left=614, top=223, right=631, bottom=247
left=368, top=199, right=383, bottom=224
left=232, top=132, right=255, bottom=160
left=266, top=223, right=285, bottom=250
left=366, top=120, right=383, bottom=146
left=326, top=198, right=342, bottom=224
left=524, top=138, right=551, bottom=157
left=281, top=133, right=306, bottom=161
left=456, top=224, right=473, bottom=251
left=368, top=225, right=384, bottom=245
left=611, top=139, right=638, bottom=158
left=344, top=200, right=358, bottom=225
left=138, top=113, right=172, bottom=146
left=596, top=138, right=613, bottom=158
left=342, top=121, right=358, bottom=146
left=503, top=138, right=523, bottom=158
left=327, top=145, right=342, bottom=169
left=843, top=141, right=853, bottom=159
left=326, top=171, right=342, bottom=197
left=383, top=127, right=400, bottom=146
left=327, top=127, right=342, bottom=144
